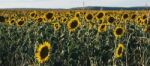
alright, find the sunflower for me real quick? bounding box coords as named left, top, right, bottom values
left=96, top=12, right=105, bottom=19
left=131, top=14, right=137, bottom=20
left=35, top=41, right=52, bottom=63
left=17, top=20, right=25, bottom=26
left=98, top=23, right=107, bottom=33
left=36, top=17, right=46, bottom=23
left=44, top=12, right=54, bottom=21
left=75, top=12, right=81, bottom=18
left=10, top=14, right=17, bottom=19
left=53, top=22, right=61, bottom=31
left=113, top=26, right=125, bottom=39
left=122, top=13, right=129, bottom=19
left=60, top=17, right=68, bottom=24
left=98, top=19, right=104, bottom=24
left=8, top=18, right=16, bottom=25
left=136, top=16, right=145, bottom=26
left=135, top=16, right=142, bottom=25
left=107, top=16, right=115, bottom=24
left=85, top=13, right=93, bottom=21
left=0, top=16, right=5, bottom=23
left=29, top=11, right=37, bottom=19
left=67, top=17, right=81, bottom=32
left=114, top=43, right=125, bottom=58
left=56, top=16, right=62, bottom=21
left=16, top=17, right=26, bottom=26
left=140, top=19, right=145, bottom=26
left=131, top=14, right=137, bottom=23
left=142, top=15, right=147, bottom=20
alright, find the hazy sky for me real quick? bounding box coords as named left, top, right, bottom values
left=0, top=0, right=150, bottom=8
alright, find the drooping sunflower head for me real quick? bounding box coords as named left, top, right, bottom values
left=67, top=17, right=81, bottom=32
left=98, top=23, right=107, bottom=33
left=113, top=26, right=125, bottom=39
left=114, top=43, right=125, bottom=58
left=35, top=41, right=52, bottom=63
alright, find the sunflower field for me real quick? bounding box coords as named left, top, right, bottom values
left=0, top=9, right=150, bottom=66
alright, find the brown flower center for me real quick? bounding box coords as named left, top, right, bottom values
left=70, top=20, right=78, bottom=28
left=40, top=46, right=49, bottom=59
left=116, top=28, right=123, bottom=35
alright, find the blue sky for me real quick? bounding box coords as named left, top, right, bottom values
left=0, top=0, right=150, bottom=8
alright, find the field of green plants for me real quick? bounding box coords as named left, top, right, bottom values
left=0, top=9, right=150, bottom=66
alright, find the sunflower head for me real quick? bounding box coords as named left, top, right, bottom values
left=123, top=13, right=129, bottom=19
left=7, top=17, right=16, bottom=25
left=98, top=23, right=107, bottom=33
left=114, top=43, right=125, bottom=58
left=75, top=12, right=81, bottom=18
left=108, top=16, right=115, bottom=24
left=131, top=14, right=137, bottom=20
left=16, top=18, right=25, bottom=26
left=142, top=15, right=147, bottom=19
left=36, top=17, right=46, bottom=23
left=45, top=12, right=54, bottom=20
left=9, top=19, right=15, bottom=25
left=57, top=16, right=61, bottom=21
left=35, top=41, right=52, bottom=63
left=96, top=12, right=105, bottom=19
left=53, top=22, right=61, bottom=31
left=85, top=13, right=93, bottom=21
left=17, top=20, right=24, bottom=26
left=113, top=26, right=125, bottom=39
left=61, top=17, right=68, bottom=24
left=30, top=11, right=37, bottom=19
left=0, top=16, right=6, bottom=23
left=67, top=17, right=81, bottom=32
